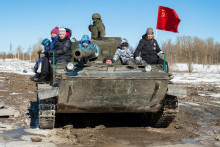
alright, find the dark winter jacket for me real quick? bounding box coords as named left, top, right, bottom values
left=134, top=34, right=161, bottom=64
left=52, top=28, right=72, bottom=63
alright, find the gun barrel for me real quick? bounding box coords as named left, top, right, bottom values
left=73, top=49, right=95, bottom=59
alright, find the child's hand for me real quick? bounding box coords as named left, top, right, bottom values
left=38, top=50, right=42, bottom=54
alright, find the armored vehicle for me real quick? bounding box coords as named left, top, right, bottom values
left=36, top=37, right=178, bottom=129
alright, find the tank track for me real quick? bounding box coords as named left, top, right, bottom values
left=38, top=102, right=56, bottom=129
left=37, top=84, right=56, bottom=129
left=152, top=94, right=179, bottom=128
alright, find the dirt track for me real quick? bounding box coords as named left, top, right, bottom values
left=0, top=72, right=219, bottom=146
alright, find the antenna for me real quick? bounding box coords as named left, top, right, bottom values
left=10, top=43, right=12, bottom=52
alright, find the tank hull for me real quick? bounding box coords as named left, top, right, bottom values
left=57, top=76, right=169, bottom=113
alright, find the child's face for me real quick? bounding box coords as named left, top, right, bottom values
left=106, top=59, right=112, bottom=64
left=59, top=34, right=65, bottom=39
left=83, top=43, right=88, bottom=47
left=51, top=33, right=57, bottom=38
left=122, top=46, right=127, bottom=49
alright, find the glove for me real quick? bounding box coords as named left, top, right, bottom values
left=38, top=50, right=42, bottom=54
left=95, top=52, right=99, bottom=57
left=135, top=56, right=142, bottom=62
left=157, top=51, right=164, bottom=58
left=43, top=50, right=49, bottom=54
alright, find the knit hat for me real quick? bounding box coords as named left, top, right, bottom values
left=146, top=28, right=153, bottom=35
left=51, top=26, right=59, bottom=35
left=59, top=27, right=66, bottom=35
left=82, top=40, right=89, bottom=44
left=120, top=38, right=129, bottom=46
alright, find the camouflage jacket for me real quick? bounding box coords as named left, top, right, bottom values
left=90, top=19, right=106, bottom=38
left=113, top=46, right=135, bottom=64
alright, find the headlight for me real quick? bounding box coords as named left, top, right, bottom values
left=145, top=65, right=152, bottom=72
left=67, top=62, right=74, bottom=71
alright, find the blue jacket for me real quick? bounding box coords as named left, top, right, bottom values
left=77, top=34, right=99, bottom=57
left=50, top=35, right=59, bottom=49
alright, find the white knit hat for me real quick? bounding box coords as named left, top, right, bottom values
left=59, top=26, right=66, bottom=35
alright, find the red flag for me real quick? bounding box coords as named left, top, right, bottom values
left=156, top=6, right=181, bottom=33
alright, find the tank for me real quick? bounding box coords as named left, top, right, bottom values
left=36, top=37, right=178, bottom=129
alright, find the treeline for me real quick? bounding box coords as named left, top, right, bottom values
left=0, top=36, right=220, bottom=65
left=0, top=39, right=42, bottom=62
left=162, top=36, right=220, bottom=65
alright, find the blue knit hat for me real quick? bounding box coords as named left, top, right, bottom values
left=82, top=40, right=90, bottom=44
left=41, top=38, right=50, bottom=46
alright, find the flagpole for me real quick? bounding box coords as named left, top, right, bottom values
left=155, top=29, right=158, bottom=39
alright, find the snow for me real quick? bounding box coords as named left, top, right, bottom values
left=0, top=59, right=35, bottom=75
left=10, top=92, right=21, bottom=95
left=211, top=101, right=220, bottom=104
left=171, top=63, right=220, bottom=73
left=209, top=94, right=220, bottom=98
left=198, top=93, right=220, bottom=98
left=0, top=59, right=219, bottom=84
left=184, top=102, right=200, bottom=106
left=170, top=63, right=220, bottom=84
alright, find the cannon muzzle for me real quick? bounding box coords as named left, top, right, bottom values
left=73, top=49, right=95, bottom=60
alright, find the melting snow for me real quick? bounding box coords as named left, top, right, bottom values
left=0, top=59, right=35, bottom=75
left=170, top=63, right=220, bottom=84
left=184, top=102, right=200, bottom=106
left=10, top=92, right=21, bottom=95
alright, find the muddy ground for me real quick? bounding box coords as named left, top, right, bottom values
left=0, top=72, right=219, bottom=146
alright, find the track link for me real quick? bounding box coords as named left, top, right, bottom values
left=37, top=84, right=56, bottom=129
left=152, top=94, right=179, bottom=128
left=38, top=103, right=56, bottom=129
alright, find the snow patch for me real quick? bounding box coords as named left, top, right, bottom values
left=171, top=72, right=220, bottom=84
left=10, top=92, right=21, bottom=95
left=209, top=94, right=220, bottom=98
left=198, top=93, right=220, bottom=98
left=184, top=102, right=200, bottom=106
left=171, top=63, right=220, bottom=73
left=0, top=59, right=35, bottom=75
left=211, top=101, right=220, bottom=104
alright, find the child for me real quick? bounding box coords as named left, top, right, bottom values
left=50, top=26, right=59, bottom=49
left=51, top=27, right=72, bottom=63
left=30, top=39, right=50, bottom=81
left=103, top=56, right=114, bottom=64
left=113, top=38, right=137, bottom=65
left=30, top=27, right=60, bottom=82
left=76, top=34, right=99, bottom=63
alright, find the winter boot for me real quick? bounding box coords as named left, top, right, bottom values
left=30, top=73, right=40, bottom=81
left=128, top=61, right=137, bottom=68
left=37, top=74, right=48, bottom=83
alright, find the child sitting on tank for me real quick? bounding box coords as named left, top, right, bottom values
left=113, top=38, right=138, bottom=65
left=31, top=27, right=72, bottom=82
left=30, top=27, right=60, bottom=82
left=76, top=34, right=100, bottom=64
